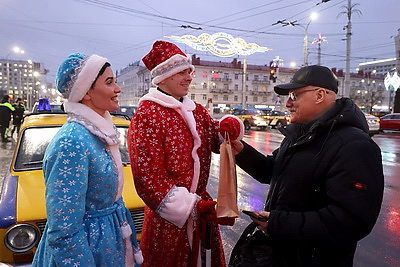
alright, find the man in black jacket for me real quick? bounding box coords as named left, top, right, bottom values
left=231, top=65, right=384, bottom=266
left=0, top=95, right=15, bottom=143
left=11, top=98, right=26, bottom=137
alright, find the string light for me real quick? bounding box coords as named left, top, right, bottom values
left=165, top=32, right=271, bottom=58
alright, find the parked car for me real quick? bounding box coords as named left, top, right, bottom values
left=232, top=109, right=269, bottom=130
left=111, top=105, right=137, bottom=120
left=379, top=113, right=400, bottom=131
left=263, top=110, right=290, bottom=128
left=30, top=98, right=64, bottom=114
left=364, top=112, right=380, bottom=136
left=0, top=113, right=144, bottom=265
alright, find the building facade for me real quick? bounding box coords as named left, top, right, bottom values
left=116, top=61, right=146, bottom=106
left=358, top=58, right=397, bottom=76
left=0, top=59, right=46, bottom=109
left=116, top=55, right=388, bottom=115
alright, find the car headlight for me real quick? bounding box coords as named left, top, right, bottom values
left=5, top=224, right=39, bottom=252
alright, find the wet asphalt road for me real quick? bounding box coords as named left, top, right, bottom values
left=1, top=130, right=400, bottom=266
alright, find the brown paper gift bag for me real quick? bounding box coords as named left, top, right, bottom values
left=216, top=133, right=239, bottom=218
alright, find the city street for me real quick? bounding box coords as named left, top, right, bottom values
left=1, top=129, right=400, bottom=266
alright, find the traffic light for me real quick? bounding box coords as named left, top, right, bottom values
left=269, top=68, right=277, bottom=83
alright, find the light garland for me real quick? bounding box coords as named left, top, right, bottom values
left=384, top=72, right=400, bottom=91
left=165, top=32, right=271, bottom=57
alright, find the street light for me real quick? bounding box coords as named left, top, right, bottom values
left=302, top=13, right=318, bottom=66
left=273, top=13, right=318, bottom=67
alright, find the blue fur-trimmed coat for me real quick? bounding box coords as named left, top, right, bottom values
left=32, top=120, right=139, bottom=266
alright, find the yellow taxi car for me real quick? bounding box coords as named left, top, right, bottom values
left=232, top=109, right=269, bottom=130
left=0, top=112, right=144, bottom=265
left=264, top=110, right=290, bottom=129
left=232, top=109, right=290, bottom=130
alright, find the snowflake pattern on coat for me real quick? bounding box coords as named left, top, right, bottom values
left=32, top=121, right=137, bottom=267
left=128, top=95, right=226, bottom=267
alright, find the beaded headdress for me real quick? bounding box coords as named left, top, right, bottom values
left=56, top=53, right=108, bottom=102
left=142, top=41, right=195, bottom=86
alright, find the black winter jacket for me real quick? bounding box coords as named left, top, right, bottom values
left=236, top=98, right=384, bottom=267
left=0, top=102, right=15, bottom=124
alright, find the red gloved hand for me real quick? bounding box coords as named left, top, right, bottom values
left=219, top=116, right=241, bottom=141
left=206, top=214, right=235, bottom=226
left=197, top=200, right=217, bottom=216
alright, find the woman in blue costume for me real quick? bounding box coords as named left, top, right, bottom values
left=32, top=53, right=143, bottom=266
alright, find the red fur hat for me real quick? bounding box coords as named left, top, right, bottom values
left=142, top=40, right=195, bottom=86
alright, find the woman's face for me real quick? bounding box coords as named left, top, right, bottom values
left=84, top=67, right=121, bottom=116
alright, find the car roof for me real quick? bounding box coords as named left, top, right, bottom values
left=22, top=113, right=130, bottom=130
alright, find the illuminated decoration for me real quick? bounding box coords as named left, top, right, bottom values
left=385, top=72, right=400, bottom=91
left=311, top=33, right=328, bottom=45
left=312, top=33, right=328, bottom=66
left=165, top=32, right=271, bottom=57
left=270, top=56, right=284, bottom=68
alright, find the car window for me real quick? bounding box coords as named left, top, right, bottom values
left=111, top=106, right=137, bottom=119
left=14, top=126, right=130, bottom=171
left=393, top=115, right=400, bottom=120
left=383, top=115, right=394, bottom=120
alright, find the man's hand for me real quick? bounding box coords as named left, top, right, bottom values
left=230, top=140, right=244, bottom=155
left=250, top=211, right=270, bottom=232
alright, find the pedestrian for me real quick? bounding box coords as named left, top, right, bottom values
left=32, top=53, right=143, bottom=267
left=11, top=98, right=26, bottom=137
left=0, top=95, right=15, bottom=143
left=128, top=40, right=244, bottom=267
left=229, top=65, right=384, bottom=266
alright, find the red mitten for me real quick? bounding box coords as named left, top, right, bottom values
left=219, top=116, right=241, bottom=141
left=197, top=200, right=217, bottom=216
left=206, top=214, right=235, bottom=226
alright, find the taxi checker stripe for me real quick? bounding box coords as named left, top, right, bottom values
left=0, top=175, right=18, bottom=228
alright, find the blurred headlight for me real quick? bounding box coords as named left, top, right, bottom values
left=5, top=224, right=39, bottom=252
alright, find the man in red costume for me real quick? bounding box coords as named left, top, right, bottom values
left=128, top=40, right=244, bottom=266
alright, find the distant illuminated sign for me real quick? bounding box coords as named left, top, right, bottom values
left=165, top=32, right=271, bottom=57
left=384, top=72, right=400, bottom=91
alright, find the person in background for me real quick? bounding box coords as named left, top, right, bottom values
left=32, top=53, right=143, bottom=267
left=128, top=40, right=244, bottom=267
left=0, top=95, right=15, bottom=143
left=11, top=97, right=26, bottom=137
left=230, top=65, right=384, bottom=266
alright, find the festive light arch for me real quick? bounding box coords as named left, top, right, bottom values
left=165, top=32, right=271, bottom=57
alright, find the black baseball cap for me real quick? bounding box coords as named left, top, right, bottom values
left=274, top=65, right=339, bottom=95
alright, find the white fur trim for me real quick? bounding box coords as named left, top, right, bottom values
left=157, top=187, right=199, bottom=228
left=108, top=144, right=124, bottom=201
left=219, top=115, right=245, bottom=141
left=68, top=54, right=108, bottom=102
left=140, top=88, right=201, bottom=193
left=134, top=249, right=144, bottom=265
left=151, top=54, right=195, bottom=86
left=139, top=88, right=195, bottom=110
left=63, top=101, right=124, bottom=200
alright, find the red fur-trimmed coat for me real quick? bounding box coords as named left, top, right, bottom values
left=128, top=88, right=228, bottom=267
